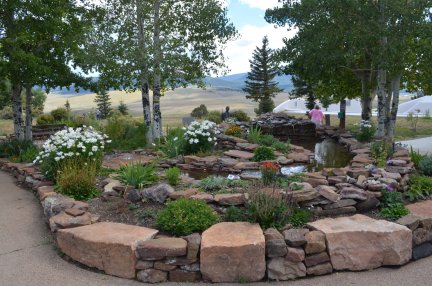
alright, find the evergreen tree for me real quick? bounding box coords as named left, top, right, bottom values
left=94, top=90, right=112, bottom=119
left=64, top=100, right=71, bottom=113
left=118, top=101, right=128, bottom=116
left=243, top=36, right=282, bottom=115
left=290, top=76, right=316, bottom=110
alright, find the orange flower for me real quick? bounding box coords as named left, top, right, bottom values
left=260, top=161, right=279, bottom=172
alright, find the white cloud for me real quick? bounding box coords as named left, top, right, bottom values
left=239, top=0, right=280, bottom=10
left=223, top=24, right=296, bottom=74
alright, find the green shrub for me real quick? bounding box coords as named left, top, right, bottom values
left=419, top=156, right=432, bottom=176
left=56, top=158, right=100, bottom=201
left=0, top=139, right=37, bottom=162
left=198, top=176, right=229, bottom=192
left=253, top=146, right=276, bottom=162
left=371, top=141, right=392, bottom=167
left=191, top=104, right=208, bottom=119
left=407, top=175, right=432, bottom=201
left=156, top=198, right=218, bottom=236
left=224, top=206, right=248, bottom=222
left=289, top=208, right=311, bottom=227
left=380, top=189, right=405, bottom=208
left=50, top=108, right=69, bottom=122
left=0, top=106, right=13, bottom=119
left=157, top=127, right=185, bottom=158
left=36, top=114, right=55, bottom=125
left=230, top=110, right=250, bottom=122
left=206, top=110, right=222, bottom=124
left=380, top=203, right=409, bottom=221
left=271, top=140, right=290, bottom=154
left=165, top=167, right=181, bottom=186
left=20, top=146, right=40, bottom=163
left=116, top=163, right=159, bottom=188
left=246, top=189, right=290, bottom=229
left=104, top=115, right=148, bottom=150
left=410, top=147, right=427, bottom=169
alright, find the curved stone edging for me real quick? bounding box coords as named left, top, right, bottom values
left=1, top=153, right=430, bottom=283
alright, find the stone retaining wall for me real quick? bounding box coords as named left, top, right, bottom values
left=1, top=158, right=431, bottom=283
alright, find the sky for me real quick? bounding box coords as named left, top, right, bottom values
left=223, top=0, right=296, bottom=75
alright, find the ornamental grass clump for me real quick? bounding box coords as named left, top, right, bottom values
left=56, top=158, right=100, bottom=200
left=246, top=189, right=291, bottom=229
left=261, top=161, right=279, bottom=186
left=156, top=198, right=218, bottom=236
left=165, top=167, right=181, bottom=186
left=183, top=120, right=218, bottom=154
left=34, top=126, right=110, bottom=182
left=116, top=163, right=159, bottom=189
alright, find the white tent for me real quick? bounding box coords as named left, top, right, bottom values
left=397, top=96, right=432, bottom=117
left=273, top=98, right=363, bottom=115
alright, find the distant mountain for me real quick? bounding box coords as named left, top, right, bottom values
left=48, top=73, right=293, bottom=96
left=204, top=73, right=293, bottom=92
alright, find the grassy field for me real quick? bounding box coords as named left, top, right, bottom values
left=1, top=87, right=431, bottom=141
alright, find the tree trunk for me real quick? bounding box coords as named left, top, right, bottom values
left=11, top=83, right=24, bottom=140
left=152, top=0, right=162, bottom=139
left=386, top=73, right=401, bottom=142
left=136, top=0, right=153, bottom=144
left=25, top=85, right=33, bottom=140
left=376, top=67, right=387, bottom=138
left=360, top=74, right=373, bottom=121
left=339, top=98, right=346, bottom=130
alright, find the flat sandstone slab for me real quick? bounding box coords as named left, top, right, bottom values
left=57, top=222, right=158, bottom=278
left=308, top=214, right=412, bottom=271
left=406, top=200, right=432, bottom=218
left=200, top=222, right=265, bottom=282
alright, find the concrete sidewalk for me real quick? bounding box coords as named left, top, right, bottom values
left=1, top=170, right=432, bottom=286
left=399, top=137, right=432, bottom=155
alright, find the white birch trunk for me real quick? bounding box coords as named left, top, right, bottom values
left=386, top=74, right=401, bottom=141
left=152, top=0, right=162, bottom=139
left=136, top=0, right=153, bottom=144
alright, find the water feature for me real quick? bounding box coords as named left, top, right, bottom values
left=183, top=138, right=353, bottom=180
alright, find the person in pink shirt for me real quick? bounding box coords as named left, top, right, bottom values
left=309, top=105, right=324, bottom=126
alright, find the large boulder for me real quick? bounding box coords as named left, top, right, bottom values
left=142, top=183, right=174, bottom=203
left=57, top=222, right=158, bottom=278
left=308, top=214, right=412, bottom=271
left=200, top=222, right=265, bottom=282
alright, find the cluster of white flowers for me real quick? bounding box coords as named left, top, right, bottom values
left=358, top=120, right=372, bottom=129
left=183, top=120, right=218, bottom=146
left=33, top=126, right=111, bottom=163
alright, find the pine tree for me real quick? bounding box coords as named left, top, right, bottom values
left=118, top=101, right=128, bottom=116
left=94, top=90, right=112, bottom=119
left=243, top=36, right=282, bottom=115
left=290, top=76, right=316, bottom=110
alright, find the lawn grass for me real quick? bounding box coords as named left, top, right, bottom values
left=0, top=119, right=13, bottom=136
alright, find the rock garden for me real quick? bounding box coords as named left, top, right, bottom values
left=2, top=112, right=432, bottom=283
